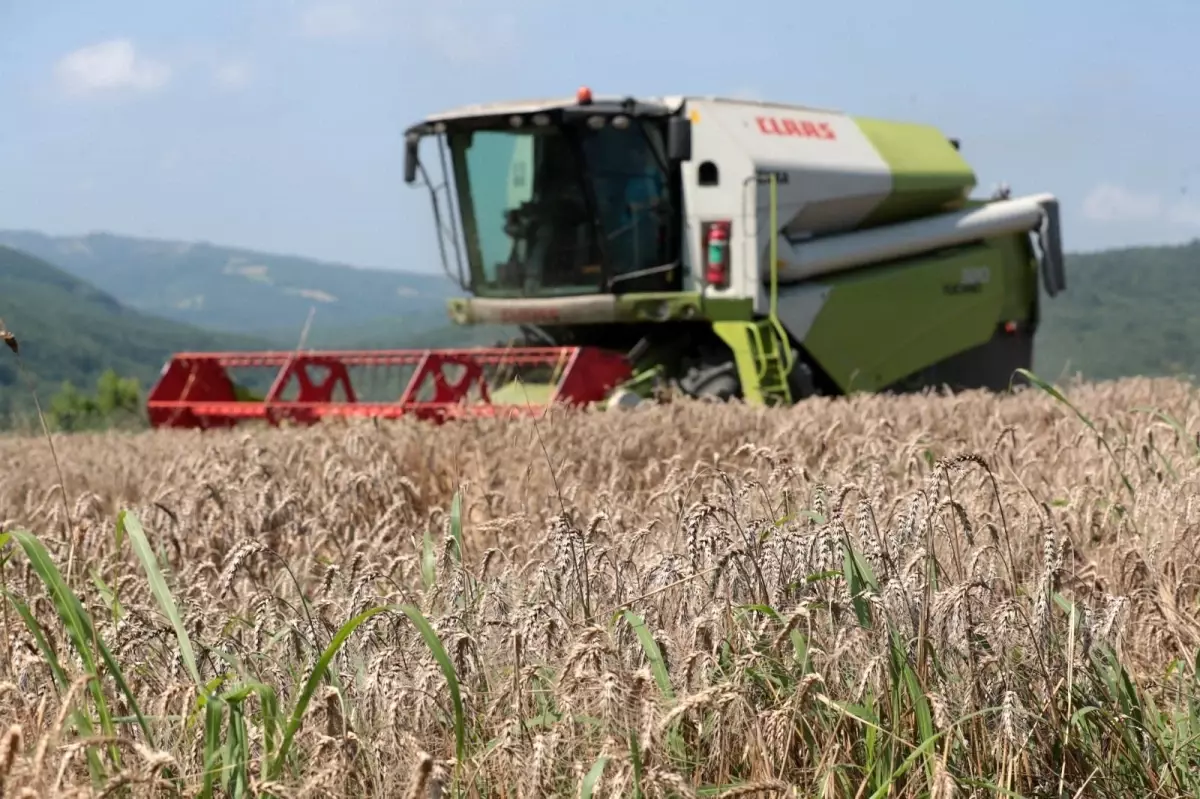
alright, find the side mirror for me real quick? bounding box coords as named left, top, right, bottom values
left=403, top=134, right=420, bottom=183
left=667, top=116, right=692, bottom=162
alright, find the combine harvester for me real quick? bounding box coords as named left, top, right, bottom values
left=146, top=88, right=1066, bottom=429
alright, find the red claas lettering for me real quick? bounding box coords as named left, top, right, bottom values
left=755, top=116, right=837, bottom=141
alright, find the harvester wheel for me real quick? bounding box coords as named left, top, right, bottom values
left=787, top=354, right=818, bottom=400
left=680, top=360, right=740, bottom=402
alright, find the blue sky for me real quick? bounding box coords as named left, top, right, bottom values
left=2, top=0, right=1198, bottom=273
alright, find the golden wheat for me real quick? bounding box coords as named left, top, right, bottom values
left=1, top=376, right=1199, bottom=796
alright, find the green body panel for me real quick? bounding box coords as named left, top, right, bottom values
left=713, top=320, right=794, bottom=406
left=447, top=292, right=753, bottom=326
left=851, top=116, right=977, bottom=228
left=617, top=363, right=667, bottom=399
left=994, top=235, right=1040, bottom=323
left=489, top=381, right=556, bottom=405
left=797, top=240, right=1027, bottom=393
left=713, top=323, right=767, bottom=404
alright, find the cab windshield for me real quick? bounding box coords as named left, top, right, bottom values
left=447, top=118, right=674, bottom=298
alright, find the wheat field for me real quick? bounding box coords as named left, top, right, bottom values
left=2, top=376, right=1200, bottom=798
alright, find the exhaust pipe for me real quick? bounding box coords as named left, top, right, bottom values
left=768, top=193, right=1066, bottom=296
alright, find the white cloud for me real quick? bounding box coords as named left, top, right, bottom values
left=1081, top=183, right=1162, bottom=223
left=54, top=39, right=171, bottom=95
left=418, top=11, right=518, bottom=62
left=292, top=0, right=530, bottom=60
left=1166, top=197, right=1200, bottom=228
left=213, top=60, right=252, bottom=90
left=1081, top=182, right=1200, bottom=228
left=298, top=2, right=367, bottom=37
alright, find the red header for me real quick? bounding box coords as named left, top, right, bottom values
left=755, top=116, right=837, bottom=141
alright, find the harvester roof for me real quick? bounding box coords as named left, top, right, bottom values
left=410, top=91, right=846, bottom=128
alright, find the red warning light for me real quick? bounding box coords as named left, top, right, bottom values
left=576, top=86, right=593, bottom=105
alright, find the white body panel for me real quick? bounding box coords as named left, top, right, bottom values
left=686, top=99, right=895, bottom=238
left=679, top=97, right=902, bottom=314
left=672, top=96, right=1059, bottom=315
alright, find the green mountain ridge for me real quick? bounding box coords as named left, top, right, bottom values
left=0, top=245, right=274, bottom=420
left=1032, top=237, right=1200, bottom=382
left=0, top=229, right=465, bottom=338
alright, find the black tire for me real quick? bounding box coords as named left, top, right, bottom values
left=680, top=360, right=740, bottom=401
left=786, top=353, right=818, bottom=400
left=682, top=350, right=821, bottom=404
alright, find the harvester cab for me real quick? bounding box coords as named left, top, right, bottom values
left=405, top=89, right=692, bottom=300
left=146, top=88, right=1066, bottom=429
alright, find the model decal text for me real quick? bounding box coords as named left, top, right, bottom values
left=943, top=266, right=991, bottom=295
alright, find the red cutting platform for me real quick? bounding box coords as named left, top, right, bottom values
left=145, top=346, right=633, bottom=429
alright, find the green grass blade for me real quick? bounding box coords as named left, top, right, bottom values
left=1133, top=406, right=1200, bottom=459
left=116, top=510, right=201, bottom=686
left=448, top=490, right=464, bottom=563
left=842, top=545, right=876, bottom=630
left=397, top=603, right=466, bottom=765
left=893, top=631, right=935, bottom=785
left=866, top=706, right=997, bottom=799
left=421, top=529, right=437, bottom=590
left=89, top=568, right=122, bottom=625
left=1, top=585, right=105, bottom=785
left=580, top=755, right=609, bottom=798
left=252, top=683, right=281, bottom=773
left=221, top=681, right=281, bottom=781
left=223, top=700, right=250, bottom=799
left=620, top=610, right=673, bottom=699
left=1014, top=367, right=1135, bottom=499
left=619, top=609, right=688, bottom=763
left=90, top=618, right=157, bottom=743
left=201, top=697, right=225, bottom=799
left=269, top=606, right=388, bottom=779
left=8, top=528, right=158, bottom=752
left=630, top=730, right=645, bottom=799
left=0, top=582, right=70, bottom=692
left=7, top=529, right=124, bottom=766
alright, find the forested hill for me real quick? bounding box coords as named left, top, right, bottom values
left=0, top=245, right=270, bottom=419
left=1032, top=239, right=1200, bottom=382
left=0, top=229, right=462, bottom=339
